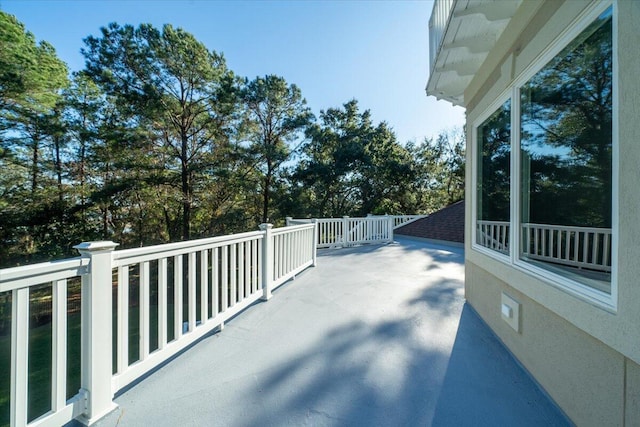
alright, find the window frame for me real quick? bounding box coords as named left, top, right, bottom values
left=471, top=92, right=513, bottom=263
left=470, top=0, right=617, bottom=310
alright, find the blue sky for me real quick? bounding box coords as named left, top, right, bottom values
left=0, top=0, right=465, bottom=144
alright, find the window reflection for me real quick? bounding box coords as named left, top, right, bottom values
left=476, top=99, right=511, bottom=254
left=520, top=8, right=612, bottom=291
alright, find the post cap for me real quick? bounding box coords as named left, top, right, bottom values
left=74, top=241, right=119, bottom=253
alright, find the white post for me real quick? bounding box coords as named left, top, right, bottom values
left=74, top=241, right=119, bottom=425
left=285, top=216, right=292, bottom=227
left=386, top=214, right=393, bottom=243
left=312, top=219, right=318, bottom=267
left=342, top=216, right=350, bottom=247
left=259, top=224, right=273, bottom=301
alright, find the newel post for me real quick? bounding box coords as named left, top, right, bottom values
left=259, top=224, right=273, bottom=301
left=74, top=241, right=119, bottom=425
left=285, top=216, right=292, bottom=227
left=312, top=219, right=318, bottom=267
left=386, top=214, right=394, bottom=243
left=342, top=216, right=350, bottom=247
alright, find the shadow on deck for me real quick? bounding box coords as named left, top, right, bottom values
left=88, top=237, right=570, bottom=427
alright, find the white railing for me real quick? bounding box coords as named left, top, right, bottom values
left=477, top=220, right=510, bottom=254
left=429, top=0, right=456, bottom=73
left=521, top=223, right=612, bottom=273
left=0, top=258, right=89, bottom=427
left=288, top=216, right=394, bottom=248
left=287, top=215, right=426, bottom=248
left=0, top=223, right=316, bottom=427
left=271, top=224, right=317, bottom=289
left=389, top=215, right=427, bottom=229
left=476, top=221, right=612, bottom=272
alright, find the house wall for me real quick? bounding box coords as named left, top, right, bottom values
left=462, top=1, right=640, bottom=425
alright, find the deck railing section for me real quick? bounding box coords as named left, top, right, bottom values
left=1, top=223, right=316, bottom=427
left=389, top=215, right=427, bottom=229
left=110, top=230, right=266, bottom=393
left=477, top=220, right=510, bottom=254
left=476, top=220, right=612, bottom=272
left=0, top=257, right=90, bottom=427
left=521, top=223, right=612, bottom=272
left=271, top=224, right=316, bottom=290
left=287, top=215, right=422, bottom=249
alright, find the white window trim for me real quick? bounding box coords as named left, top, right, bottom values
left=471, top=0, right=617, bottom=311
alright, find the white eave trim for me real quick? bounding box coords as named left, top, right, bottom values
left=426, top=0, right=523, bottom=106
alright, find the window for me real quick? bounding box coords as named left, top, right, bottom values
left=519, top=7, right=612, bottom=293
left=476, top=100, right=511, bottom=255
left=471, top=4, right=614, bottom=300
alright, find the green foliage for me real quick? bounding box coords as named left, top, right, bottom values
left=0, top=16, right=465, bottom=268
left=241, top=75, right=313, bottom=222
left=0, top=12, right=68, bottom=111
left=520, top=11, right=612, bottom=228
left=82, top=22, right=238, bottom=240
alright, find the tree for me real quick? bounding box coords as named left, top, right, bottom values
left=295, top=99, right=428, bottom=217
left=241, top=75, right=312, bottom=223
left=82, top=22, right=238, bottom=240
left=0, top=11, right=69, bottom=264
left=520, top=11, right=612, bottom=228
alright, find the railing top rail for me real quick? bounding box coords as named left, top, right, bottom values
left=477, top=220, right=510, bottom=225
left=272, top=223, right=315, bottom=236
left=0, top=257, right=89, bottom=292
left=311, top=218, right=343, bottom=223
left=113, top=230, right=264, bottom=263
left=523, top=223, right=612, bottom=233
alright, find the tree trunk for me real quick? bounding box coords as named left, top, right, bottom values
left=181, top=133, right=191, bottom=241
left=31, top=139, right=39, bottom=194
left=262, top=171, right=271, bottom=224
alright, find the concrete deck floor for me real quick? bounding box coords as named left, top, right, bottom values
left=90, top=237, right=570, bottom=427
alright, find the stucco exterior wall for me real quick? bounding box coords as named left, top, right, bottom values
left=466, top=262, right=625, bottom=425
left=462, top=0, right=640, bottom=424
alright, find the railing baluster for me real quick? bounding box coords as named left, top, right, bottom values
left=221, top=246, right=228, bottom=311
left=158, top=258, right=168, bottom=349
left=11, top=287, right=29, bottom=427
left=200, top=249, right=209, bottom=321
left=117, top=266, right=129, bottom=373
left=140, top=261, right=150, bottom=359
left=244, top=241, right=251, bottom=297
left=603, top=232, right=610, bottom=267
left=52, top=279, right=67, bottom=412
left=275, top=235, right=281, bottom=280
left=592, top=232, right=600, bottom=267
left=187, top=253, right=196, bottom=332
left=174, top=255, right=183, bottom=340
left=284, top=233, right=288, bottom=275
left=212, top=248, right=219, bottom=317
left=253, top=239, right=259, bottom=293
left=230, top=244, right=237, bottom=307
left=278, top=235, right=283, bottom=277
left=237, top=243, right=244, bottom=302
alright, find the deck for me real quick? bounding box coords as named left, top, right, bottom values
left=85, top=237, right=569, bottom=426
